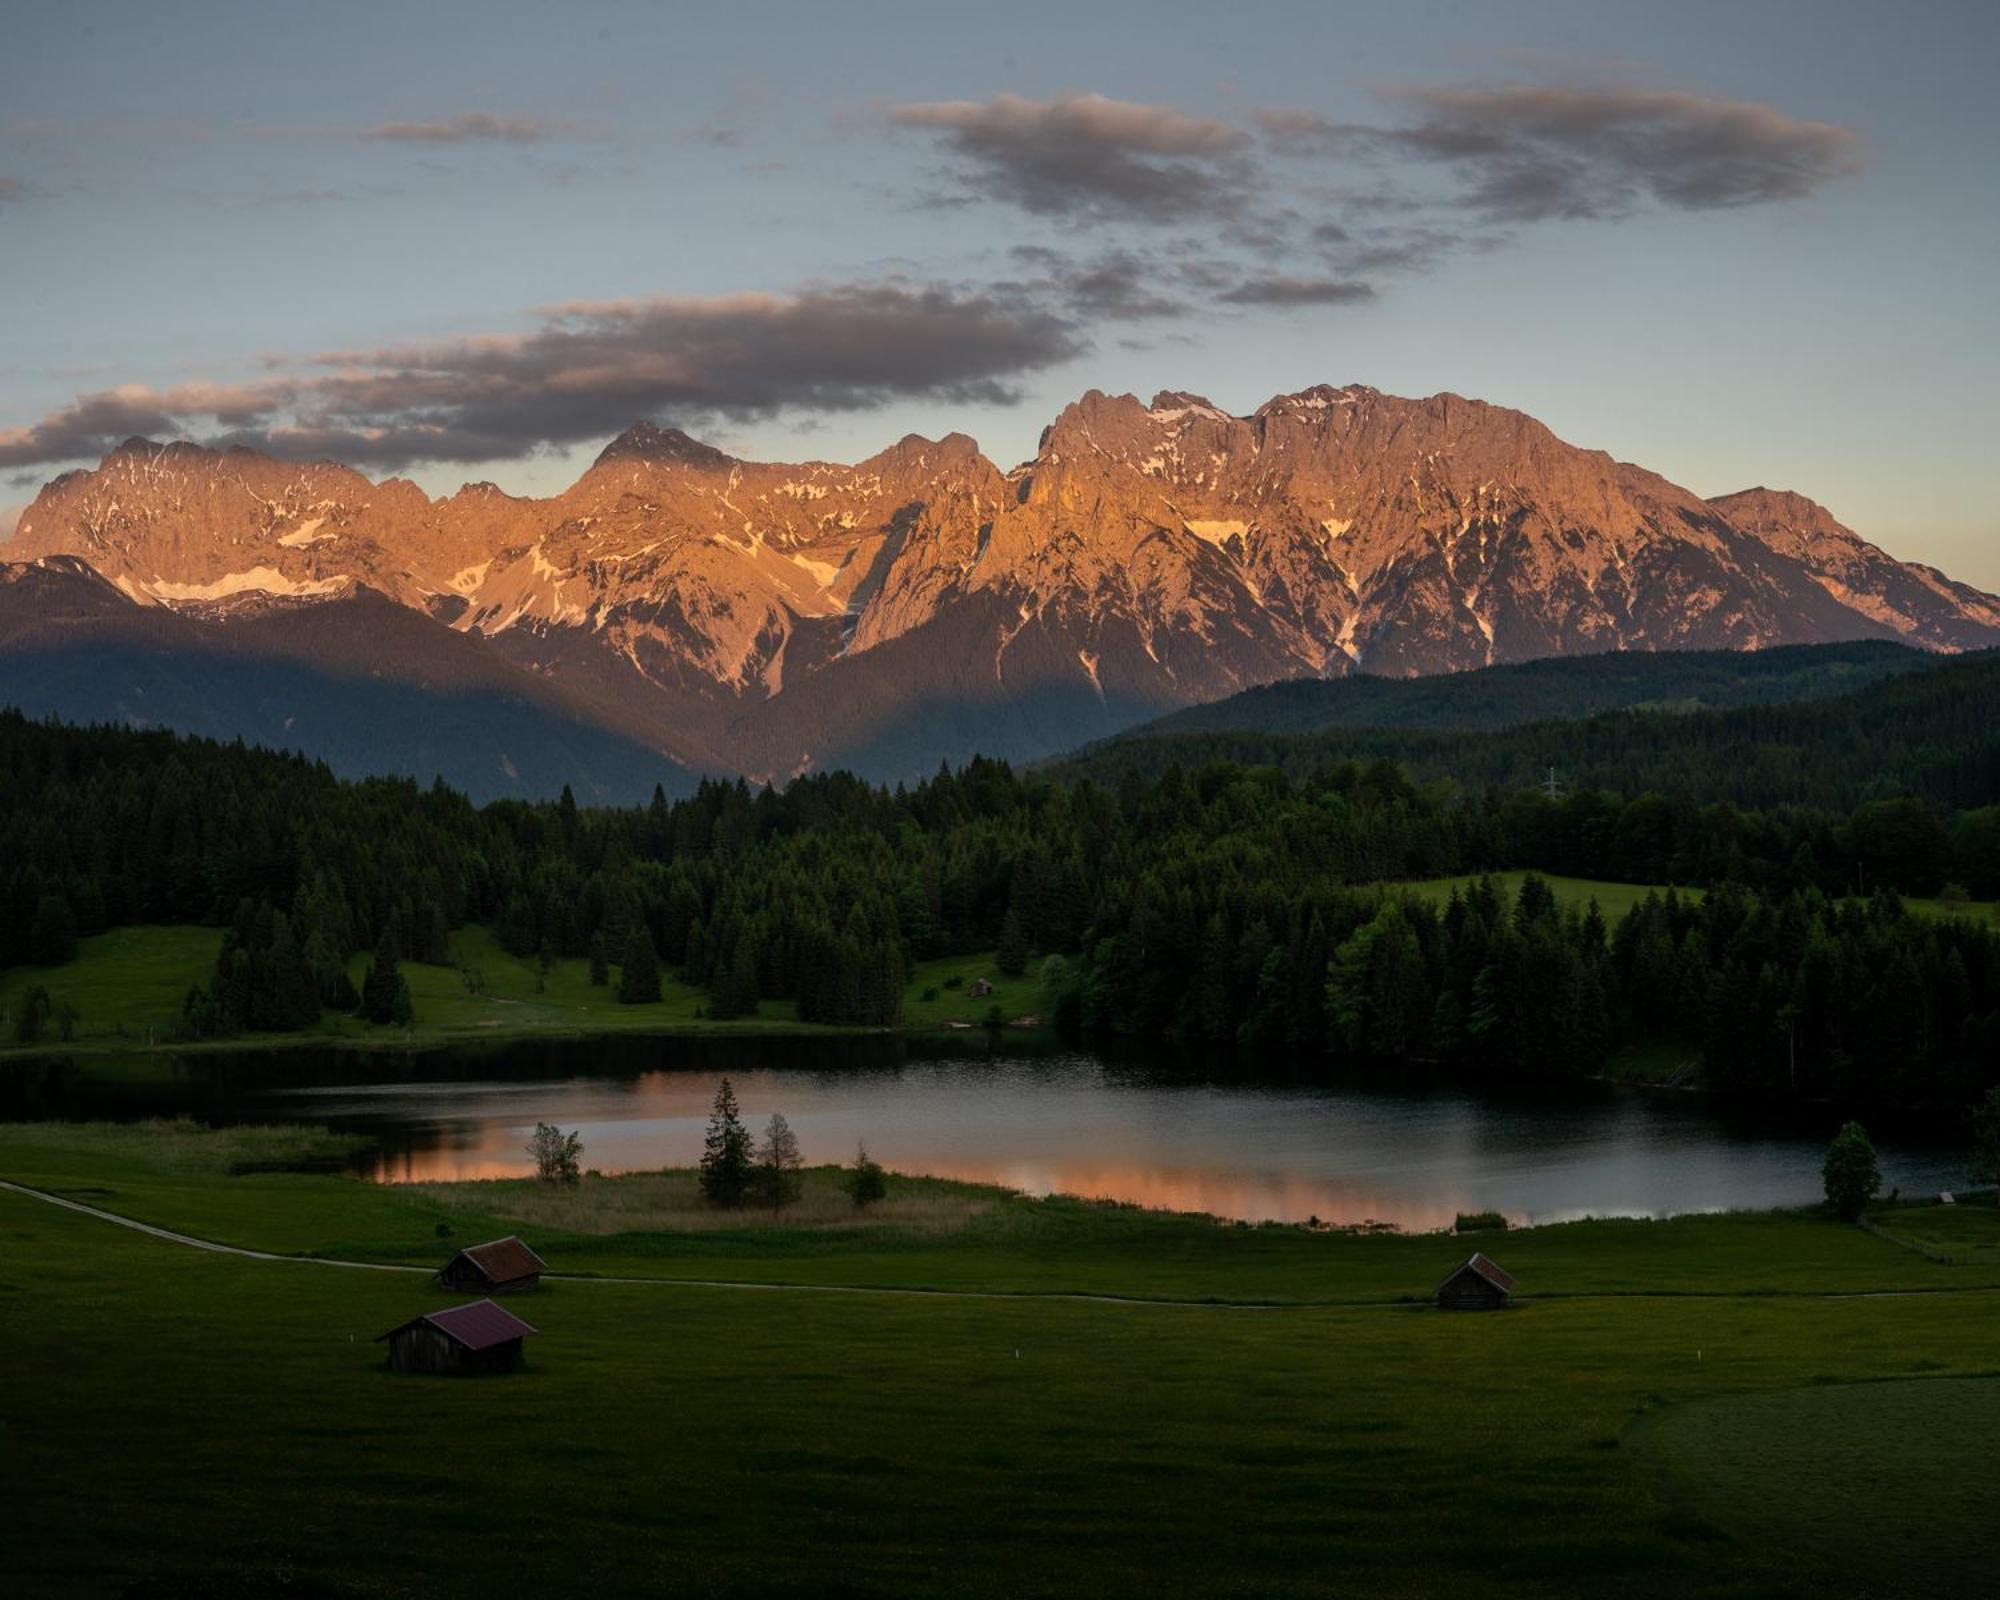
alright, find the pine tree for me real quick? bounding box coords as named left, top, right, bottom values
left=359, top=927, right=411, bottom=1026
left=847, top=1143, right=888, bottom=1209
left=588, top=930, right=610, bottom=987
left=617, top=924, right=662, bottom=1005
left=996, top=906, right=1029, bottom=977
left=699, top=1077, right=754, bottom=1208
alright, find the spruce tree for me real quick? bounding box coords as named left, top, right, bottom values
left=617, top=925, right=662, bottom=1005
left=359, top=928, right=411, bottom=1026
left=588, top=930, right=610, bottom=987
left=699, top=1077, right=753, bottom=1208
left=847, top=1143, right=888, bottom=1209
left=996, top=906, right=1029, bottom=977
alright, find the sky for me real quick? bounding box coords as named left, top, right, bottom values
left=4, top=0, right=1997, bottom=585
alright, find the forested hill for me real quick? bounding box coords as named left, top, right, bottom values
left=1055, top=647, right=2000, bottom=815
left=4, top=699, right=1997, bottom=1112
left=1115, top=640, right=1937, bottom=741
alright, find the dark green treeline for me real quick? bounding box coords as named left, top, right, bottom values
left=1, top=708, right=1995, bottom=1109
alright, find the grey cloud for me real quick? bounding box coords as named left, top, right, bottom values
left=360, top=113, right=558, bottom=144
left=1217, top=275, right=1375, bottom=307
left=1008, top=247, right=1187, bottom=320
left=0, top=283, right=1084, bottom=472
left=1263, top=85, right=1861, bottom=221
left=888, top=92, right=1253, bottom=222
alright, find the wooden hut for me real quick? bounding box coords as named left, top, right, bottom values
left=968, top=979, right=994, bottom=997
left=378, top=1300, right=538, bottom=1375
left=437, top=1235, right=547, bottom=1294
left=1435, top=1252, right=1514, bottom=1310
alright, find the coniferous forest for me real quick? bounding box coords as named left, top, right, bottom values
left=2, top=652, right=1998, bottom=1113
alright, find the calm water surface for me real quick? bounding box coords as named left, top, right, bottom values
left=6, top=1036, right=1967, bottom=1230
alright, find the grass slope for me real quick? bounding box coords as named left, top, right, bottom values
left=3, top=1122, right=1999, bottom=1597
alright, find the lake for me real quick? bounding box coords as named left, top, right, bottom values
left=2, top=1035, right=1969, bottom=1230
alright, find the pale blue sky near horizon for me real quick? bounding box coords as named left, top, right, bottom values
left=4, top=0, right=1997, bottom=585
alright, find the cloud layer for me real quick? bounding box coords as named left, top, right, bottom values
left=0, top=76, right=1863, bottom=479
left=889, top=81, right=1861, bottom=324
left=1260, top=84, right=1862, bottom=221
left=359, top=112, right=559, bottom=144
left=0, top=283, right=1083, bottom=471
left=889, top=92, right=1252, bottom=221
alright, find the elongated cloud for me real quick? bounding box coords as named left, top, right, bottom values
left=888, top=92, right=1252, bottom=221
left=0, top=283, right=1083, bottom=471
left=1217, top=275, right=1374, bottom=307
left=360, top=113, right=558, bottom=143
left=1260, top=85, right=1862, bottom=220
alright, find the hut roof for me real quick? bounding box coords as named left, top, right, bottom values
left=1438, top=1252, right=1515, bottom=1296
left=378, top=1300, right=539, bottom=1352
left=456, top=1236, right=547, bottom=1282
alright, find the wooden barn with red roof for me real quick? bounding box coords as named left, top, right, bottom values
left=1435, top=1253, right=1515, bottom=1310
left=378, top=1300, right=538, bottom=1375
left=436, top=1235, right=546, bottom=1294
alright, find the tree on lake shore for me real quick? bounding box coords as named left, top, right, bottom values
left=699, top=1077, right=754, bottom=1207
left=1823, top=1121, right=1882, bottom=1220
left=528, top=1122, right=583, bottom=1184
left=754, top=1113, right=803, bottom=1212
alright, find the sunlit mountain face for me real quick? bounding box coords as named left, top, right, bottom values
left=7, top=386, right=1994, bottom=790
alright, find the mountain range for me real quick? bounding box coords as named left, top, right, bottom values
left=4, top=382, right=1997, bottom=798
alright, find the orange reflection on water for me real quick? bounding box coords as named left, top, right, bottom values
left=364, top=1119, right=1477, bottom=1229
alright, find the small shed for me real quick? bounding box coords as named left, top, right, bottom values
left=1436, top=1252, right=1515, bottom=1311
left=437, top=1235, right=547, bottom=1294
left=968, top=979, right=994, bottom=997
left=378, top=1300, right=538, bottom=1375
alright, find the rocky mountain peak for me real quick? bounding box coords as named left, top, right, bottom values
left=1708, top=487, right=1848, bottom=541
left=592, top=422, right=735, bottom=471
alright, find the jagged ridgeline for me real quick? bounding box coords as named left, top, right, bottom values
left=2, top=651, right=1997, bottom=1109
left=4, top=384, right=1998, bottom=795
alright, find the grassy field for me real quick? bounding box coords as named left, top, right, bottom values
left=1866, top=1197, right=2000, bottom=1264
left=1641, top=1377, right=2000, bottom=1596
left=1395, top=871, right=1700, bottom=922
left=0, top=923, right=1041, bottom=1059
left=2, top=1121, right=1998, bottom=1598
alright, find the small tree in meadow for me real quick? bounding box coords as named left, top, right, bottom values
left=699, top=1077, right=754, bottom=1208
left=528, top=1122, right=583, bottom=1185
left=847, top=1144, right=888, bottom=1210
left=754, top=1113, right=804, bottom=1213
left=1822, top=1121, right=1881, bottom=1220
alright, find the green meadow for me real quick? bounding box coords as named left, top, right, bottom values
left=2, top=1121, right=1997, bottom=1598
left=0, top=925, right=1045, bottom=1059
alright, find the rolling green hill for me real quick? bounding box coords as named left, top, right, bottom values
left=1122, top=640, right=1939, bottom=741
